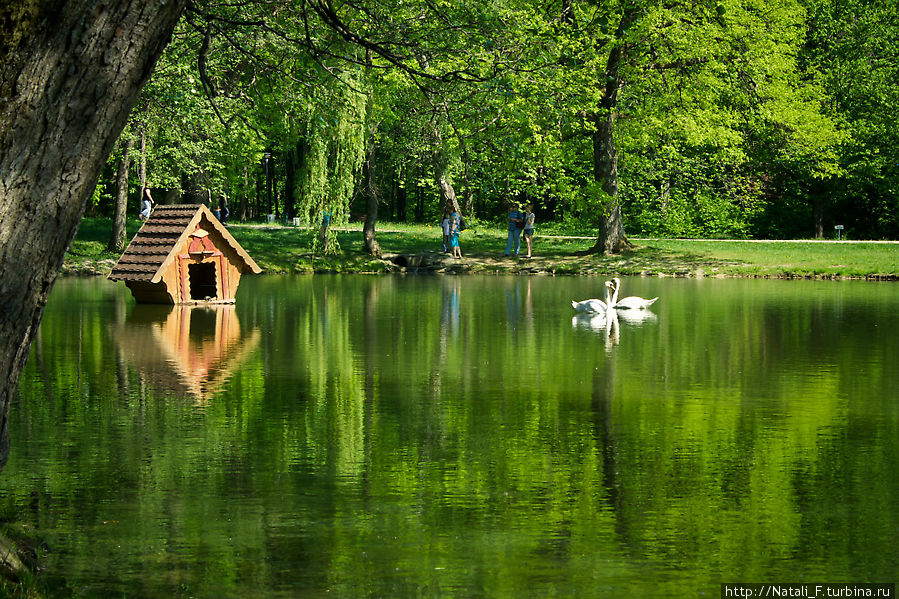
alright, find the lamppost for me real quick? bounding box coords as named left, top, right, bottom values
left=263, top=151, right=273, bottom=219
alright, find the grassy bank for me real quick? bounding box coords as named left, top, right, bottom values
left=64, top=217, right=898, bottom=279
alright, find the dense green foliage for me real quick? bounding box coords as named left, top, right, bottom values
left=87, top=0, right=897, bottom=241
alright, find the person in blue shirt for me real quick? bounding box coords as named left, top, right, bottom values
left=319, top=210, right=332, bottom=252
left=504, top=202, right=524, bottom=257
left=450, top=210, right=463, bottom=259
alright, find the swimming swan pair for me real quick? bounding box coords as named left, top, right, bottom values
left=571, top=278, right=658, bottom=313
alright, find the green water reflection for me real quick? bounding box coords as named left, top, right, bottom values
left=2, top=275, right=897, bottom=597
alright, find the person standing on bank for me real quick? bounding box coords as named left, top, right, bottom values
left=504, top=202, right=524, bottom=257
left=319, top=210, right=332, bottom=252
left=219, top=196, right=230, bottom=224
left=441, top=210, right=451, bottom=253
left=139, top=188, right=154, bottom=220
left=523, top=204, right=535, bottom=258
left=450, top=209, right=463, bottom=259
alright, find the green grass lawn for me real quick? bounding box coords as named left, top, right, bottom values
left=64, top=217, right=898, bottom=279
left=639, top=239, right=899, bottom=278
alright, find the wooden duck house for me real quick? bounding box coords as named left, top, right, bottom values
left=109, top=204, right=262, bottom=304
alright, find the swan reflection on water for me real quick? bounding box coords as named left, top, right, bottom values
left=572, top=309, right=620, bottom=349
left=615, top=308, right=658, bottom=325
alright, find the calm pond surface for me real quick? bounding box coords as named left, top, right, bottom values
left=2, top=274, right=897, bottom=597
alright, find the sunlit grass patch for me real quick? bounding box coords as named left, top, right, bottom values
left=641, top=240, right=898, bottom=278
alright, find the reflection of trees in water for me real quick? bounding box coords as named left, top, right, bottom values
left=362, top=282, right=379, bottom=502
left=293, top=277, right=896, bottom=579
left=591, top=341, right=624, bottom=540
left=13, top=277, right=899, bottom=594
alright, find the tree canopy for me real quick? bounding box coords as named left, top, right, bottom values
left=87, top=0, right=895, bottom=248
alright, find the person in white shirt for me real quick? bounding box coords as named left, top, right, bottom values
left=522, top=205, right=535, bottom=258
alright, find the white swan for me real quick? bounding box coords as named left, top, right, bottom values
left=610, top=277, right=658, bottom=310
left=571, top=298, right=607, bottom=313
left=571, top=281, right=615, bottom=313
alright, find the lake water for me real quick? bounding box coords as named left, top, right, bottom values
left=2, top=275, right=897, bottom=597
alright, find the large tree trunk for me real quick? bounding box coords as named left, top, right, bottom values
left=0, top=0, right=186, bottom=472
left=590, top=110, right=630, bottom=254
left=395, top=165, right=407, bottom=222
left=585, top=7, right=639, bottom=255
left=812, top=180, right=826, bottom=239
left=362, top=50, right=382, bottom=257
left=436, top=173, right=461, bottom=216
left=108, top=136, right=135, bottom=252
left=362, top=157, right=382, bottom=257
left=433, top=140, right=462, bottom=217
left=430, top=127, right=462, bottom=220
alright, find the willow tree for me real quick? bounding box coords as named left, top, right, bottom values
left=309, top=0, right=521, bottom=230
left=296, top=80, right=367, bottom=254
left=125, top=2, right=380, bottom=250
left=0, top=1, right=185, bottom=473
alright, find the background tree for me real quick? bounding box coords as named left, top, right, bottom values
left=107, top=132, right=136, bottom=252
left=535, top=0, right=842, bottom=250
left=796, top=0, right=898, bottom=239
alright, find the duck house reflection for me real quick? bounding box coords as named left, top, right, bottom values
left=113, top=304, right=260, bottom=402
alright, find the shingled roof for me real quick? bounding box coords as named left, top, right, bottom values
left=108, top=204, right=261, bottom=283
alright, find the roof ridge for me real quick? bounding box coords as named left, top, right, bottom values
left=108, top=205, right=261, bottom=285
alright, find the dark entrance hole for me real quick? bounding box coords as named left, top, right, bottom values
left=188, top=262, right=217, bottom=300
left=188, top=307, right=217, bottom=344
